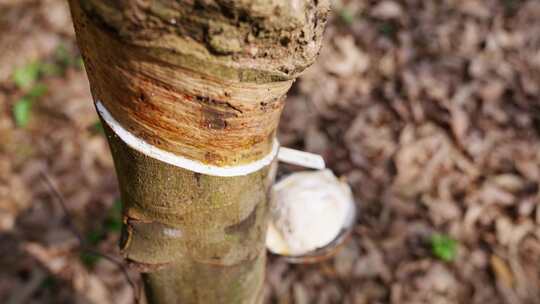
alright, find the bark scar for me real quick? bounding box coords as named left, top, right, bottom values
left=224, top=204, right=258, bottom=235
left=126, top=258, right=170, bottom=273
left=119, top=215, right=134, bottom=251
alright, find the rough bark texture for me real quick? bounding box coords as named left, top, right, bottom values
left=68, top=0, right=329, bottom=303
left=70, top=0, right=330, bottom=166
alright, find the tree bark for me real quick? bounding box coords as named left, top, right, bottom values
left=67, top=1, right=329, bottom=303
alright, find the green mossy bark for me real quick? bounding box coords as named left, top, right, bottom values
left=103, top=122, right=275, bottom=303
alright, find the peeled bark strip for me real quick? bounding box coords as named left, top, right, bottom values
left=68, top=0, right=329, bottom=303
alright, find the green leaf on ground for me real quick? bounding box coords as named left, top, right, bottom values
left=89, top=120, right=105, bottom=135
left=86, top=230, right=104, bottom=246
left=111, top=199, right=122, bottom=214
left=104, top=199, right=122, bottom=232
left=430, top=234, right=458, bottom=262
left=13, top=98, right=33, bottom=128
left=379, top=22, right=397, bottom=38
left=80, top=252, right=101, bottom=268
left=40, top=276, right=58, bottom=290
left=502, top=0, right=518, bottom=10
left=55, top=44, right=84, bottom=69
left=104, top=217, right=122, bottom=233
left=55, top=44, right=72, bottom=66
left=76, top=57, right=85, bottom=70
left=40, top=62, right=63, bottom=77
left=27, top=83, right=48, bottom=99
left=13, top=62, right=41, bottom=89
left=339, top=9, right=354, bottom=25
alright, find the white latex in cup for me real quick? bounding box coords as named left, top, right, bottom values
left=266, top=169, right=357, bottom=263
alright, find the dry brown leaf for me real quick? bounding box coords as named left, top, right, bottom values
left=491, top=255, right=514, bottom=288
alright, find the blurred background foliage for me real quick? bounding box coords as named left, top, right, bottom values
left=1, top=0, right=539, bottom=303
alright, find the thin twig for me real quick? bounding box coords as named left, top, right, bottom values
left=41, top=172, right=83, bottom=243
left=6, top=268, right=47, bottom=304
left=40, top=170, right=140, bottom=303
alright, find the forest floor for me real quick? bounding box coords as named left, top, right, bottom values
left=1, top=0, right=540, bottom=303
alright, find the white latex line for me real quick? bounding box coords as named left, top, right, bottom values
left=95, top=100, right=279, bottom=177
left=277, top=147, right=326, bottom=170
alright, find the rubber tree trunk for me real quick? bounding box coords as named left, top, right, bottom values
left=67, top=1, right=329, bottom=303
